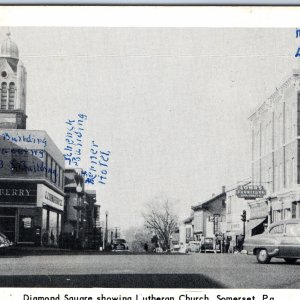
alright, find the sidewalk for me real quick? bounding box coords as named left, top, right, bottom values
left=1, top=246, right=187, bottom=256
left=1, top=245, right=100, bottom=256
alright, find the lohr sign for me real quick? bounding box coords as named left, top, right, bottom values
left=236, top=185, right=266, bottom=199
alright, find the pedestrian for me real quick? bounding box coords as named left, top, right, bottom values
left=225, top=236, right=230, bottom=253
left=42, top=231, right=49, bottom=246
left=237, top=234, right=244, bottom=252
left=144, top=243, right=148, bottom=252
left=50, top=230, right=55, bottom=246
left=221, top=236, right=225, bottom=253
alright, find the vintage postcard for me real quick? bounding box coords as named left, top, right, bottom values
left=0, top=5, right=299, bottom=300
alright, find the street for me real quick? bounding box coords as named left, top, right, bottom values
left=0, top=252, right=299, bottom=288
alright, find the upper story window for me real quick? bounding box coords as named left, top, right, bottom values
left=8, top=82, right=15, bottom=109
left=1, top=82, right=7, bottom=109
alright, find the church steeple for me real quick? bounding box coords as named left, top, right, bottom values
left=1, top=32, right=19, bottom=60
left=0, top=32, right=27, bottom=129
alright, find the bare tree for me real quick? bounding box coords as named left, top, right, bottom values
left=123, top=226, right=153, bottom=252
left=143, top=199, right=178, bottom=250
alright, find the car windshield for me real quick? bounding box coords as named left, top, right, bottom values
left=204, top=238, right=213, bottom=243
left=286, top=223, right=300, bottom=237
left=113, top=239, right=126, bottom=244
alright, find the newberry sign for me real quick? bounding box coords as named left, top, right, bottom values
left=236, top=185, right=266, bottom=199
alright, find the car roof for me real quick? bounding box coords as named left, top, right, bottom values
left=113, top=238, right=126, bottom=243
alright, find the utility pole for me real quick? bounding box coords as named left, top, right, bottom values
left=105, top=210, right=108, bottom=250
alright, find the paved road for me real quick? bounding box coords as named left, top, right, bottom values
left=0, top=252, right=299, bottom=288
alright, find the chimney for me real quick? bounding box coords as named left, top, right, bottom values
left=222, top=186, right=226, bottom=193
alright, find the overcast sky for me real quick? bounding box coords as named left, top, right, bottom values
left=0, top=27, right=297, bottom=233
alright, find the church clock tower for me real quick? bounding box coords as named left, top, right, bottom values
left=0, top=32, right=27, bottom=129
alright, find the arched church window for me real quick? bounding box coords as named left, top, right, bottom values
left=8, top=82, right=15, bottom=109
left=1, top=82, right=7, bottom=109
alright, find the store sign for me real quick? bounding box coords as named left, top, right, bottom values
left=236, top=185, right=266, bottom=199
left=37, top=184, right=64, bottom=211
left=0, top=182, right=37, bottom=205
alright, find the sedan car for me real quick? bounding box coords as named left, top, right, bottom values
left=111, top=238, right=129, bottom=252
left=201, top=237, right=220, bottom=253
left=243, top=219, right=300, bottom=264
left=186, top=241, right=201, bottom=253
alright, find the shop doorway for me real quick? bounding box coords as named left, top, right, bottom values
left=18, top=216, right=35, bottom=243
left=0, top=216, right=16, bottom=242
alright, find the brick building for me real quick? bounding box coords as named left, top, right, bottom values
left=249, top=69, right=300, bottom=232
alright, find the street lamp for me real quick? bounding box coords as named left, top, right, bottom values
left=105, top=210, right=108, bottom=250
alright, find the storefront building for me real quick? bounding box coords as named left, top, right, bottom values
left=191, top=186, right=227, bottom=239
left=0, top=131, right=65, bottom=246
left=249, top=69, right=300, bottom=231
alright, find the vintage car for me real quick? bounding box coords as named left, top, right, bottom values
left=111, top=238, right=129, bottom=252
left=200, top=237, right=220, bottom=253
left=243, top=219, right=300, bottom=264
left=186, top=241, right=201, bottom=253
left=0, top=232, right=13, bottom=250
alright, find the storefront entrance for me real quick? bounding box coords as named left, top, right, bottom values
left=18, top=215, right=35, bottom=243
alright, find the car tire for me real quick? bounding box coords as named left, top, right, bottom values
left=284, top=258, right=297, bottom=264
left=256, top=249, right=271, bottom=264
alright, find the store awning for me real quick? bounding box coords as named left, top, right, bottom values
left=247, top=218, right=267, bottom=231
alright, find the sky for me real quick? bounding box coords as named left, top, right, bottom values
left=0, top=27, right=297, bottom=233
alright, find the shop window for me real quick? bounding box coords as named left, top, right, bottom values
left=58, top=213, right=61, bottom=239
left=49, top=210, right=58, bottom=246
left=41, top=208, right=49, bottom=246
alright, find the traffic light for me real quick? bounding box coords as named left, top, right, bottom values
left=241, top=210, right=246, bottom=222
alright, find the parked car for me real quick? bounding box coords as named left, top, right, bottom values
left=243, top=219, right=300, bottom=264
left=111, top=238, right=129, bottom=252
left=186, top=241, right=201, bottom=253
left=201, top=237, right=220, bottom=253
left=0, top=232, right=13, bottom=249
